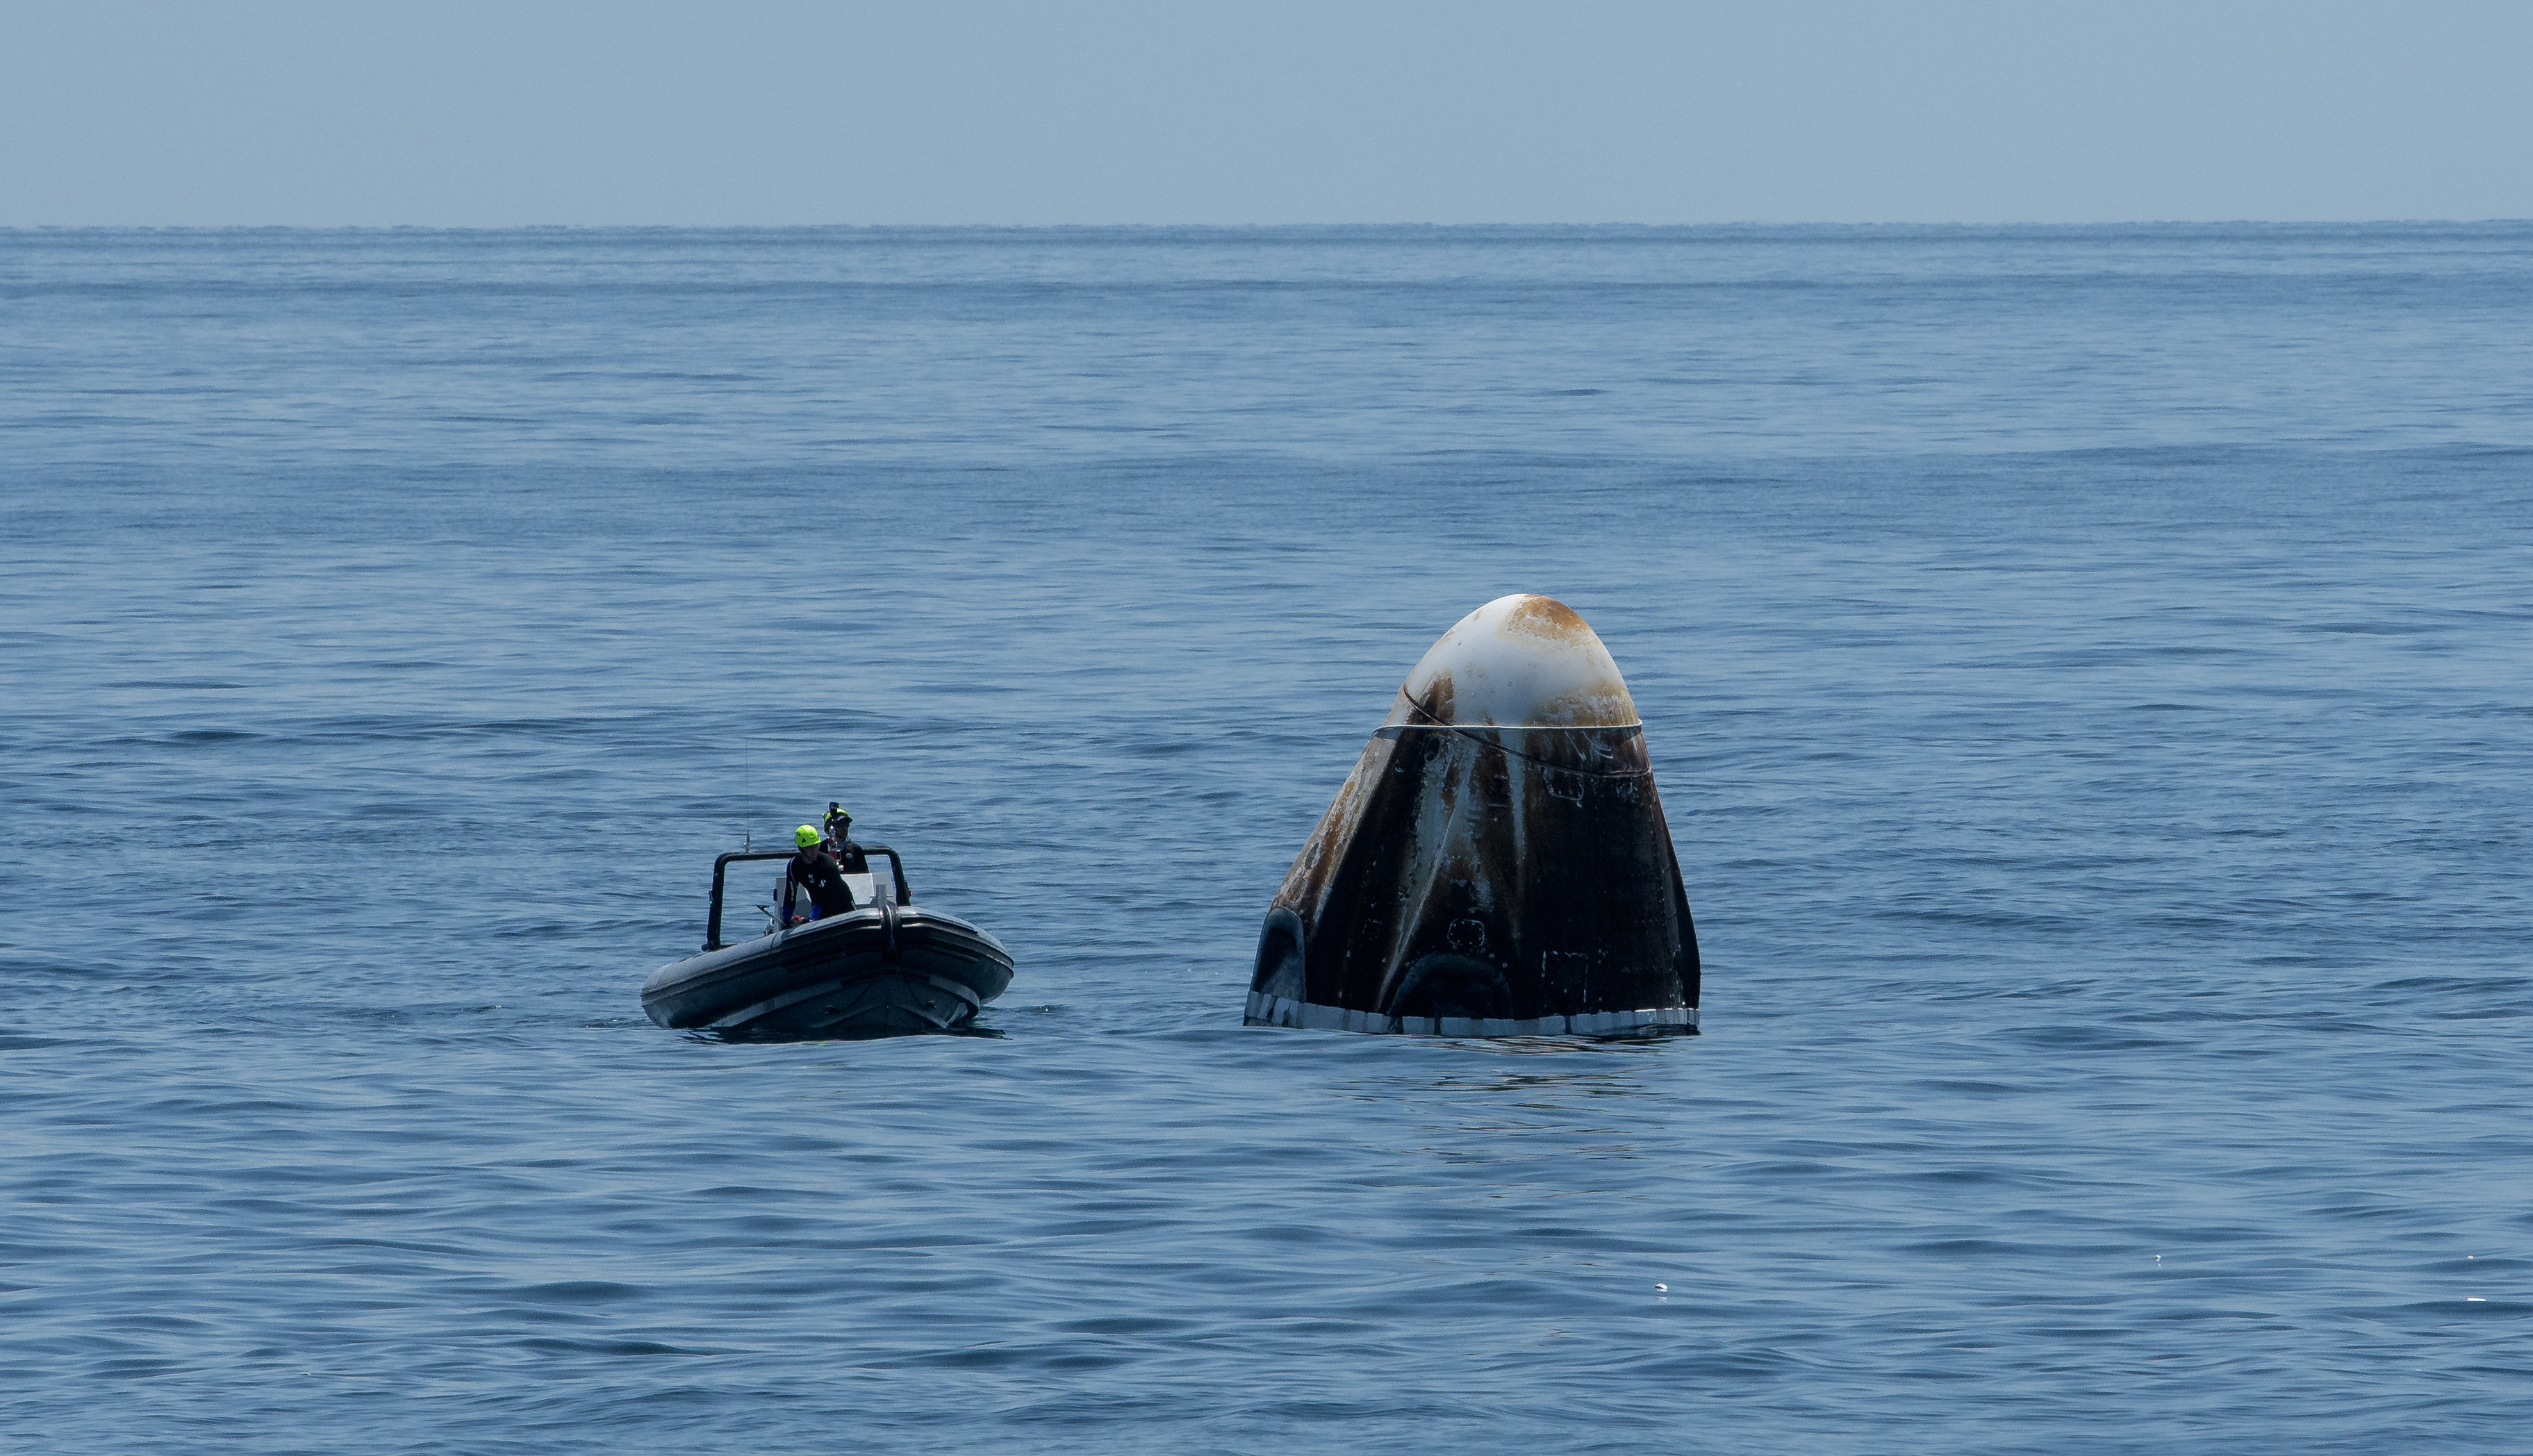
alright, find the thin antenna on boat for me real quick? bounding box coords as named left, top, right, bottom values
left=743, top=734, right=752, bottom=852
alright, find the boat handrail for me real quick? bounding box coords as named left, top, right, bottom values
left=704, top=842, right=914, bottom=951
left=706, top=850, right=794, bottom=951
left=856, top=843, right=915, bottom=911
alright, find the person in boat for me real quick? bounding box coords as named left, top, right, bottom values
left=823, top=804, right=870, bottom=874
left=787, top=823, right=857, bottom=923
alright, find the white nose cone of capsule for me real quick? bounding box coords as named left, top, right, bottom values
left=1248, top=594, right=1699, bottom=1036
left=1382, top=593, right=1641, bottom=729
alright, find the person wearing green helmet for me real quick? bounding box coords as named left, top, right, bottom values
left=786, top=820, right=855, bottom=923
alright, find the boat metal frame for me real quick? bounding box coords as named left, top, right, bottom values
left=703, top=842, right=913, bottom=951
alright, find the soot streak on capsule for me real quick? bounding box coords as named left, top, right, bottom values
left=1246, top=594, right=1701, bottom=1036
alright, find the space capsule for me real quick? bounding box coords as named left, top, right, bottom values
left=1245, top=594, right=1699, bottom=1035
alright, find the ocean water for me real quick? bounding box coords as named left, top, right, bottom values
left=3, top=224, right=2530, bottom=1453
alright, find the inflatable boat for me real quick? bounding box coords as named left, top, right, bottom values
left=642, top=843, right=1014, bottom=1038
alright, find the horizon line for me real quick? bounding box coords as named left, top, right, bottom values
left=7, top=217, right=2532, bottom=233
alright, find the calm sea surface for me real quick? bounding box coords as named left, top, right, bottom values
left=3, top=226, right=2530, bottom=1453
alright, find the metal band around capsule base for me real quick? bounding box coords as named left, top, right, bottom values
left=1373, top=723, right=1642, bottom=739
left=1243, top=990, right=1694, bottom=1037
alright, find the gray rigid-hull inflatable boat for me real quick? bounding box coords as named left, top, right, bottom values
left=642, top=844, right=1014, bottom=1038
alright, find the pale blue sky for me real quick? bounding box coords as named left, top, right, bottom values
left=5, top=0, right=2527, bottom=225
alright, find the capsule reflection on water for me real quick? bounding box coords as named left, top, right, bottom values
left=1246, top=594, right=1700, bottom=1036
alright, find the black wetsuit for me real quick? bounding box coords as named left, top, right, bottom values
left=790, top=844, right=855, bottom=916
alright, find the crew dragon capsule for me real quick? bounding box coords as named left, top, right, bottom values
left=1245, top=594, right=1700, bottom=1036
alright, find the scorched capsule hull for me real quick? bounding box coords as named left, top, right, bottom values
left=1246, top=594, right=1699, bottom=1036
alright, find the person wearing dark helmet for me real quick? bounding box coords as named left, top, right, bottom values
left=787, top=823, right=855, bottom=923
left=823, top=803, right=871, bottom=874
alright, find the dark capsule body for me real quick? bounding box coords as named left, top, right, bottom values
left=1247, top=595, right=1699, bottom=1035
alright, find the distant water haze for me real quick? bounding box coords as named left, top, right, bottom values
left=3, top=0, right=2530, bottom=225
left=3, top=226, right=2527, bottom=1451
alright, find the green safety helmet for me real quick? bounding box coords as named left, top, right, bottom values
left=795, top=825, right=822, bottom=847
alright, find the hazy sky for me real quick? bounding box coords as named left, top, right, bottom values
left=5, top=1, right=2528, bottom=225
